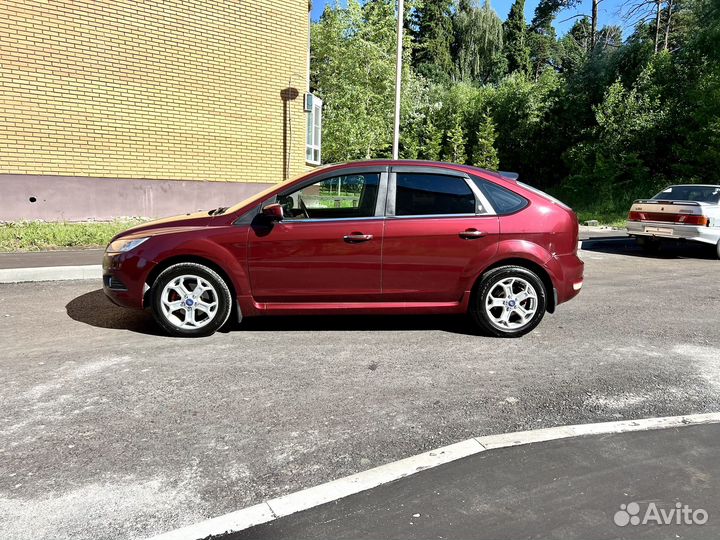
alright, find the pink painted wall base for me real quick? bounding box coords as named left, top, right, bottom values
left=1, top=175, right=274, bottom=222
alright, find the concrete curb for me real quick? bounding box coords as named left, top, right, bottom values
left=147, top=412, right=720, bottom=540
left=0, top=265, right=101, bottom=284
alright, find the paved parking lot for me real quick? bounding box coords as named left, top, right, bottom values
left=1, top=238, right=719, bottom=539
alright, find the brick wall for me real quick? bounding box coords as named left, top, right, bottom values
left=0, top=0, right=311, bottom=184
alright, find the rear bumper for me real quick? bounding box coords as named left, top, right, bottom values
left=553, top=252, right=584, bottom=306
left=626, top=221, right=720, bottom=245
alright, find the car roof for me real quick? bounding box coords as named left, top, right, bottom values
left=662, top=184, right=720, bottom=188
left=319, top=159, right=504, bottom=179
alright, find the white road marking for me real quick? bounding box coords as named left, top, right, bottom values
left=147, top=412, right=720, bottom=540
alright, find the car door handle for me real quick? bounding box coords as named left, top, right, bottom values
left=459, top=229, right=485, bottom=239
left=344, top=233, right=374, bottom=243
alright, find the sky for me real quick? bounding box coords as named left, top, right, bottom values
left=311, top=0, right=631, bottom=37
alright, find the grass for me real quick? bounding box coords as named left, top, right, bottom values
left=575, top=208, right=629, bottom=228
left=0, top=220, right=147, bottom=252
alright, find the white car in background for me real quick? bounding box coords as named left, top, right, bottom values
left=626, top=184, right=720, bottom=258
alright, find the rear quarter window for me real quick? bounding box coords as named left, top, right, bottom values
left=472, top=177, right=529, bottom=215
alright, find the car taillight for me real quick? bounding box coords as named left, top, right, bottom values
left=628, top=210, right=709, bottom=226
left=676, top=214, right=709, bottom=226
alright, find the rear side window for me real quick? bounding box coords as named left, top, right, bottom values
left=395, top=173, right=476, bottom=216
left=473, top=178, right=528, bottom=215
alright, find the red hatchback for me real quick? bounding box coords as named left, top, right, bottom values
left=103, top=161, right=584, bottom=337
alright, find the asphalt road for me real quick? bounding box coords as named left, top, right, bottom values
left=1, top=238, right=719, bottom=539
left=228, top=424, right=720, bottom=540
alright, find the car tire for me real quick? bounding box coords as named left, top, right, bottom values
left=151, top=262, right=232, bottom=337
left=470, top=265, right=547, bottom=338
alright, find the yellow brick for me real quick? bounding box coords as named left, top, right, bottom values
left=0, top=0, right=313, bottom=182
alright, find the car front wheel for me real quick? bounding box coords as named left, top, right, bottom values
left=471, top=265, right=547, bottom=338
left=151, top=262, right=232, bottom=337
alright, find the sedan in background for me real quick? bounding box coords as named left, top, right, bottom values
left=626, top=184, right=720, bottom=257
left=103, top=161, right=584, bottom=338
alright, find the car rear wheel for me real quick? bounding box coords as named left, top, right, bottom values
left=151, top=262, right=232, bottom=337
left=471, top=266, right=547, bottom=338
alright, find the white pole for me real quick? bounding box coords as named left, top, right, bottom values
left=392, top=0, right=404, bottom=160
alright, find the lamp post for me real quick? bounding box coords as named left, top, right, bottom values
left=392, top=0, right=404, bottom=160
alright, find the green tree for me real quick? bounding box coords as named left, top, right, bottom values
left=471, top=112, right=500, bottom=169
left=311, top=0, right=421, bottom=161
left=528, top=7, right=560, bottom=79
left=453, top=0, right=505, bottom=83
left=558, top=17, right=592, bottom=73
left=564, top=58, right=672, bottom=206
left=503, top=0, right=531, bottom=75
left=443, top=113, right=468, bottom=163
left=420, top=116, right=444, bottom=160
left=411, top=0, right=455, bottom=83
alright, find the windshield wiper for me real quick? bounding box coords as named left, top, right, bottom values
left=208, top=207, right=228, bottom=216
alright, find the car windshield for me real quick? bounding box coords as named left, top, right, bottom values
left=220, top=183, right=285, bottom=215
left=220, top=166, right=338, bottom=215
left=652, top=185, right=720, bottom=203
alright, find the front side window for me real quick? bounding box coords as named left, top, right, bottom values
left=395, top=173, right=476, bottom=216
left=306, top=94, right=322, bottom=165
left=278, top=173, right=380, bottom=220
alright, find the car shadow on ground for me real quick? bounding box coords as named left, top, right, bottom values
left=66, top=289, right=481, bottom=337
left=66, top=289, right=166, bottom=336
left=582, top=237, right=718, bottom=260
left=240, top=314, right=478, bottom=335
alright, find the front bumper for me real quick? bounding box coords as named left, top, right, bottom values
left=626, top=221, right=720, bottom=245
left=102, top=251, right=155, bottom=309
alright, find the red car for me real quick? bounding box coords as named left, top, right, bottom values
left=103, top=161, right=584, bottom=338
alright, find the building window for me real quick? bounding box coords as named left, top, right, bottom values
left=306, top=93, right=322, bottom=165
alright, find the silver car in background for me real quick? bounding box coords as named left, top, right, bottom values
left=626, top=184, right=720, bottom=258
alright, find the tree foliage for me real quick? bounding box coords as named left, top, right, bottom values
left=311, top=0, right=720, bottom=215
left=453, top=1, right=505, bottom=83
left=411, top=0, right=456, bottom=82
left=503, top=0, right=531, bottom=75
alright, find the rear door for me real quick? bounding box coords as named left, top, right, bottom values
left=381, top=167, right=499, bottom=303
left=248, top=168, right=387, bottom=303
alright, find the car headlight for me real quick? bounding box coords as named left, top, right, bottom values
left=106, top=237, right=149, bottom=254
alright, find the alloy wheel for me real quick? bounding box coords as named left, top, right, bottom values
left=160, top=274, right=219, bottom=330
left=484, top=277, right=538, bottom=330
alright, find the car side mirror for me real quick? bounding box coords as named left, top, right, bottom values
left=262, top=203, right=284, bottom=221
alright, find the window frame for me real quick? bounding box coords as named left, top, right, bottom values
left=305, top=94, right=323, bottom=166
left=386, top=167, right=496, bottom=218
left=471, top=176, right=530, bottom=216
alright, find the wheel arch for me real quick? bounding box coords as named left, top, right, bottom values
left=144, top=255, right=238, bottom=311
left=473, top=257, right=556, bottom=314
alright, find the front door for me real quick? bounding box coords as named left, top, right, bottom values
left=248, top=170, right=386, bottom=303
left=382, top=169, right=499, bottom=303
